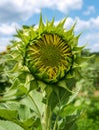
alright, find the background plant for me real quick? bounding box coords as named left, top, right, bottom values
left=73, top=50, right=99, bottom=130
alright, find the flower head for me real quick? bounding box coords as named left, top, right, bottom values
left=26, top=33, right=73, bottom=83
left=13, top=15, right=85, bottom=85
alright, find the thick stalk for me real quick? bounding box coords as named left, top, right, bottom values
left=41, top=104, right=52, bottom=130
left=53, top=116, right=58, bottom=130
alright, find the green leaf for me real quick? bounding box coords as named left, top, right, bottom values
left=0, top=101, right=20, bottom=110
left=29, top=80, right=38, bottom=91
left=67, top=81, right=82, bottom=105
left=60, top=121, right=78, bottom=130
left=8, top=78, right=20, bottom=90
left=1, top=84, right=27, bottom=101
left=22, top=117, right=36, bottom=128
left=48, top=90, right=58, bottom=110
left=66, top=78, right=76, bottom=89
left=0, top=125, right=5, bottom=130
left=21, top=90, right=44, bottom=117
left=0, top=102, right=34, bottom=130
left=59, top=104, right=77, bottom=117
left=54, top=85, right=71, bottom=107
left=59, top=110, right=80, bottom=130
left=29, top=90, right=44, bottom=116
left=15, top=85, right=28, bottom=97
left=18, top=104, right=31, bottom=121
left=58, top=80, right=67, bottom=89
left=0, top=109, right=18, bottom=120
left=57, top=80, right=74, bottom=93
left=22, top=117, right=41, bottom=129
left=0, top=120, right=24, bottom=130
left=2, top=90, right=17, bottom=101
left=69, top=123, right=78, bottom=130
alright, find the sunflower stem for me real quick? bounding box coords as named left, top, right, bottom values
left=41, top=103, right=52, bottom=130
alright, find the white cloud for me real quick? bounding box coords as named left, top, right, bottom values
left=83, top=6, right=95, bottom=16
left=0, top=0, right=83, bottom=23
left=79, top=32, right=99, bottom=51
left=0, top=23, right=19, bottom=35
left=54, top=0, right=83, bottom=12
left=75, top=17, right=90, bottom=32
left=0, top=37, right=12, bottom=52
left=90, top=16, right=99, bottom=29
left=73, top=16, right=99, bottom=32
left=91, top=43, right=99, bottom=52
left=64, top=17, right=74, bottom=29
left=0, top=45, right=7, bottom=52
left=82, top=33, right=99, bottom=52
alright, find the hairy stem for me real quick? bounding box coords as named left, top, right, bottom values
left=41, top=104, right=52, bottom=130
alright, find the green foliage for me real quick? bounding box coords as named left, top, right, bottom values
left=0, top=82, right=81, bottom=130
left=0, top=49, right=98, bottom=130
left=0, top=52, right=11, bottom=92
left=0, top=120, right=24, bottom=130
left=0, top=15, right=98, bottom=130
left=76, top=96, right=99, bottom=130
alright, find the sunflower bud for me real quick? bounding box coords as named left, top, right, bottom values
left=15, top=15, right=85, bottom=85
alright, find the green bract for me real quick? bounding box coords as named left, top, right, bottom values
left=13, top=15, right=85, bottom=85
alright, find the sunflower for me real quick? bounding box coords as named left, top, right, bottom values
left=14, top=15, right=84, bottom=86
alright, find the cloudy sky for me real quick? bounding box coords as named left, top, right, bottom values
left=0, top=0, right=99, bottom=52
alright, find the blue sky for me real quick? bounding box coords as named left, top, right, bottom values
left=0, top=0, right=99, bottom=52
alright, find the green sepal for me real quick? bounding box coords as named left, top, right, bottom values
left=66, top=70, right=75, bottom=79
left=47, top=89, right=58, bottom=111
left=56, top=18, right=67, bottom=29
left=75, top=56, right=91, bottom=64
left=47, top=17, right=55, bottom=28
left=72, top=45, right=85, bottom=54
left=57, top=80, right=73, bottom=93
left=29, top=27, right=38, bottom=41
left=38, top=80, right=47, bottom=90
left=29, top=80, right=38, bottom=91
left=22, top=25, right=30, bottom=29
left=39, top=13, right=45, bottom=32
left=45, top=84, right=54, bottom=98
left=16, top=29, right=30, bottom=45
left=73, top=33, right=82, bottom=46
left=64, top=22, right=76, bottom=37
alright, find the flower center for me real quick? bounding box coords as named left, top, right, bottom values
left=40, top=44, right=61, bottom=67
left=26, top=34, right=73, bottom=81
